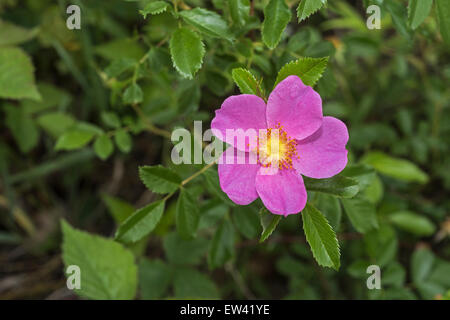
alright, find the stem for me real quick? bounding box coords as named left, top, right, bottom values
left=131, top=104, right=172, bottom=138
left=181, top=162, right=216, bottom=186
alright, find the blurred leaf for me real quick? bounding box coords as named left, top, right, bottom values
left=163, top=232, right=209, bottom=265
left=315, top=193, right=342, bottom=231
left=114, top=129, right=132, bottom=153
left=139, top=1, right=169, bottom=18
left=436, top=0, right=450, bottom=45
left=95, top=38, right=145, bottom=62
left=115, top=200, right=165, bottom=243
left=383, top=262, right=406, bottom=288
left=123, top=83, right=143, bottom=105
left=365, top=225, right=397, bottom=267
left=411, top=248, right=434, bottom=284
left=61, top=220, right=137, bottom=300
left=408, top=0, right=433, bottom=30
left=0, top=20, right=38, bottom=46
left=203, top=168, right=236, bottom=206
left=304, top=175, right=359, bottom=198
left=384, top=0, right=412, bottom=40
left=259, top=207, right=282, bottom=243
left=208, top=219, right=235, bottom=269
left=262, top=0, right=292, bottom=49
left=179, top=8, right=233, bottom=41
left=102, top=194, right=135, bottom=224
left=169, top=27, right=205, bottom=79
left=176, top=188, right=200, bottom=239
left=229, top=0, right=250, bottom=27
left=101, top=111, right=121, bottom=129
left=0, top=47, right=40, bottom=100
left=139, top=258, right=171, bottom=300
left=362, top=151, right=429, bottom=184
left=139, top=165, right=181, bottom=194
left=302, top=203, right=340, bottom=270
left=297, top=0, right=327, bottom=22
left=173, top=267, right=219, bottom=299
left=389, top=211, right=436, bottom=237
left=37, top=112, right=76, bottom=138
left=94, top=134, right=114, bottom=160
left=104, top=58, right=136, bottom=78
left=274, top=57, right=328, bottom=87
left=231, top=67, right=262, bottom=96
left=55, top=130, right=95, bottom=151
left=5, top=105, right=39, bottom=153
left=232, top=205, right=260, bottom=239
left=342, top=195, right=378, bottom=233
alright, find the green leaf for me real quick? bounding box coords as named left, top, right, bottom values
left=0, top=20, right=38, bottom=47
left=61, top=220, right=137, bottom=300
left=94, top=134, right=114, bottom=160
left=114, top=129, right=132, bottom=153
left=231, top=68, right=262, bottom=96
left=4, top=105, right=39, bottom=153
left=37, top=112, right=76, bottom=138
left=297, top=0, right=327, bottom=22
left=365, top=225, right=397, bottom=267
left=163, top=232, right=209, bottom=265
left=385, top=0, right=412, bottom=40
left=179, top=8, right=233, bottom=41
left=55, top=130, right=95, bottom=151
left=176, top=188, right=200, bottom=239
left=208, top=220, right=235, bottom=269
left=262, top=0, right=292, bottom=49
left=408, top=0, right=433, bottom=29
left=361, top=151, right=429, bottom=184
left=139, top=1, right=169, bottom=18
left=139, top=165, right=181, bottom=194
left=139, top=258, right=171, bottom=300
left=102, top=194, right=135, bottom=224
left=389, top=211, right=436, bottom=237
left=274, top=57, right=329, bottom=87
left=303, top=175, right=359, bottom=198
left=341, top=195, right=378, bottom=233
left=169, top=27, right=205, bottom=79
left=0, top=47, right=40, bottom=100
left=101, top=111, right=121, bottom=129
left=123, top=83, right=143, bottom=105
left=203, top=168, right=236, bottom=206
left=436, top=0, right=450, bottom=45
left=229, top=0, right=250, bottom=27
left=115, top=200, right=165, bottom=243
left=259, top=207, right=282, bottom=243
left=316, top=193, right=342, bottom=232
left=301, top=203, right=340, bottom=270
left=173, top=267, right=219, bottom=299
left=232, top=205, right=260, bottom=239
left=411, top=248, right=434, bottom=284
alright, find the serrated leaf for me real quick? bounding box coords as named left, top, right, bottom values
left=408, top=0, right=433, bottom=30
left=342, top=195, right=378, bottom=233
left=229, top=0, right=250, bottom=27
left=94, top=134, right=114, bottom=160
left=176, top=188, right=200, bottom=239
left=0, top=47, right=40, bottom=100
left=389, top=211, right=436, bottom=237
left=139, top=1, right=169, bottom=18
left=55, top=130, right=95, bottom=151
left=297, top=0, right=327, bottom=22
left=274, top=57, right=328, bottom=87
left=262, top=0, right=292, bottom=49
left=436, top=0, right=450, bottom=45
left=302, top=203, right=340, bottom=270
left=61, top=220, right=137, bottom=300
left=208, top=220, right=234, bottom=269
left=179, top=8, right=233, bottom=41
left=114, top=129, right=132, bottom=153
left=231, top=68, right=262, bottom=96
left=259, top=207, right=282, bottom=243
left=304, top=175, right=359, bottom=198
left=361, top=151, right=429, bottom=184
left=139, top=165, right=181, bottom=194
left=123, top=83, right=143, bottom=105
left=169, top=27, right=205, bottom=79
left=115, top=200, right=165, bottom=243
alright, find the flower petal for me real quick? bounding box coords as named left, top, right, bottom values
left=266, top=75, right=323, bottom=140
left=211, top=94, right=267, bottom=151
left=218, top=147, right=259, bottom=205
left=255, top=168, right=307, bottom=216
left=293, top=116, right=349, bottom=179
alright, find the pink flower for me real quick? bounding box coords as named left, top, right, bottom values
left=211, top=75, right=349, bottom=216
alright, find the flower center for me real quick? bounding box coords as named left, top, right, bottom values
left=253, top=123, right=299, bottom=171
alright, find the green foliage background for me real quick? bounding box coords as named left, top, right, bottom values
left=0, top=0, right=449, bottom=300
